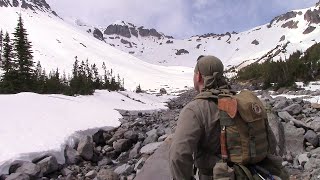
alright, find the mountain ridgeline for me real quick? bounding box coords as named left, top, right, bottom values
left=81, top=1, right=320, bottom=70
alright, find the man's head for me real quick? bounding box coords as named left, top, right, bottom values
left=193, top=55, right=224, bottom=92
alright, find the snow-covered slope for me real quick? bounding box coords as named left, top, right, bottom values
left=0, top=90, right=175, bottom=173
left=81, top=2, right=320, bottom=70
left=0, top=2, right=193, bottom=93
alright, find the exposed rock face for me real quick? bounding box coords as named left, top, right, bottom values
left=281, top=20, right=299, bottom=29
left=93, top=28, right=104, bottom=41
left=166, top=40, right=173, bottom=44
left=175, top=49, right=189, bottom=55
left=303, top=26, right=316, bottom=34
left=280, top=35, right=286, bottom=42
left=0, top=0, right=54, bottom=13
left=251, top=39, right=259, bottom=45
left=304, top=9, right=320, bottom=24
left=120, top=39, right=132, bottom=48
left=104, top=24, right=132, bottom=38
left=269, top=11, right=299, bottom=27
left=138, top=27, right=162, bottom=39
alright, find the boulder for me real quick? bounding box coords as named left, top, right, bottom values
left=278, top=111, right=307, bottom=128
left=85, top=170, right=97, bottom=179
left=93, top=129, right=111, bottom=146
left=140, top=142, right=163, bottom=155
left=77, top=136, right=94, bottom=161
left=304, top=130, right=319, bottom=147
left=298, top=153, right=309, bottom=167
left=267, top=113, right=285, bottom=156
left=129, top=141, right=142, bottom=159
left=114, top=164, right=134, bottom=175
left=6, top=173, right=30, bottom=180
left=37, top=156, right=59, bottom=176
left=284, top=122, right=305, bottom=156
left=96, top=169, right=119, bottom=180
left=307, top=117, right=320, bottom=132
left=98, top=158, right=113, bottom=166
left=282, top=103, right=302, bottom=115
left=61, top=168, right=73, bottom=176
left=272, top=100, right=288, bottom=111
left=64, top=145, right=81, bottom=165
left=304, top=158, right=320, bottom=171
left=124, top=131, right=139, bottom=142
left=113, top=139, right=132, bottom=152
left=15, top=162, right=41, bottom=178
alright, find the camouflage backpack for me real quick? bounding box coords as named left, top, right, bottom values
left=213, top=90, right=289, bottom=180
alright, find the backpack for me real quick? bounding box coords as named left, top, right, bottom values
left=213, top=90, right=289, bottom=180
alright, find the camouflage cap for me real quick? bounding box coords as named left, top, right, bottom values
left=194, top=55, right=224, bottom=77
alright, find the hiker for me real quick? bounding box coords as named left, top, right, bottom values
left=168, top=55, right=288, bottom=180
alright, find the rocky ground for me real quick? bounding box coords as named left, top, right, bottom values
left=1, top=88, right=320, bottom=180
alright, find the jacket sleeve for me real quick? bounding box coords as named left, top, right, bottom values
left=169, top=106, right=203, bottom=180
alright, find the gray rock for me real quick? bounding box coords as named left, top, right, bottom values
left=134, top=156, right=148, bottom=173
left=93, top=129, right=111, bottom=146
left=98, top=158, right=113, bottom=166
left=159, top=88, right=167, bottom=94
left=61, top=168, right=73, bottom=176
left=308, top=117, right=320, bottom=132
left=129, top=141, right=142, bottom=159
left=37, top=156, right=59, bottom=176
left=77, top=136, right=94, bottom=161
left=146, top=129, right=157, bottom=137
left=283, top=103, right=303, bottom=115
left=113, top=139, right=132, bottom=152
left=64, top=146, right=81, bottom=165
left=114, top=164, right=134, bottom=175
left=9, top=160, right=28, bottom=174
left=96, top=169, right=119, bottom=180
left=158, top=134, right=169, bottom=142
left=278, top=111, right=307, bottom=128
left=93, top=28, right=104, bottom=41
left=304, top=130, right=319, bottom=147
left=85, top=170, right=97, bottom=178
left=143, top=129, right=159, bottom=144
left=284, top=122, right=305, bottom=156
left=272, top=100, right=288, bottom=111
left=6, top=173, right=30, bottom=180
left=124, top=131, right=138, bottom=142
left=298, top=153, right=309, bottom=167
left=15, top=162, right=41, bottom=178
left=267, top=113, right=285, bottom=156
left=140, top=142, right=163, bottom=155
left=282, top=161, right=289, bottom=166
left=304, top=158, right=320, bottom=171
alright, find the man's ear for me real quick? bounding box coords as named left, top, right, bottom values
left=196, top=72, right=202, bottom=82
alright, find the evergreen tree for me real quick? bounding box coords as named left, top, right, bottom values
left=0, top=32, right=16, bottom=93
left=1, top=32, right=14, bottom=73
left=0, top=29, right=3, bottom=63
left=12, top=15, right=35, bottom=92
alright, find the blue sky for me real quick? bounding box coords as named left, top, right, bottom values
left=47, top=0, right=319, bottom=38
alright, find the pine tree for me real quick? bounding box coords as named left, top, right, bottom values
left=0, top=30, right=3, bottom=63
left=12, top=14, right=35, bottom=92
left=1, top=32, right=14, bottom=73
left=0, top=32, right=16, bottom=93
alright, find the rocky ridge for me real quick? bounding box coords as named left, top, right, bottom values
left=0, top=0, right=57, bottom=15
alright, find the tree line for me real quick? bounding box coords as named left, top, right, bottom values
left=0, top=15, right=124, bottom=95
left=237, top=43, right=320, bottom=89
